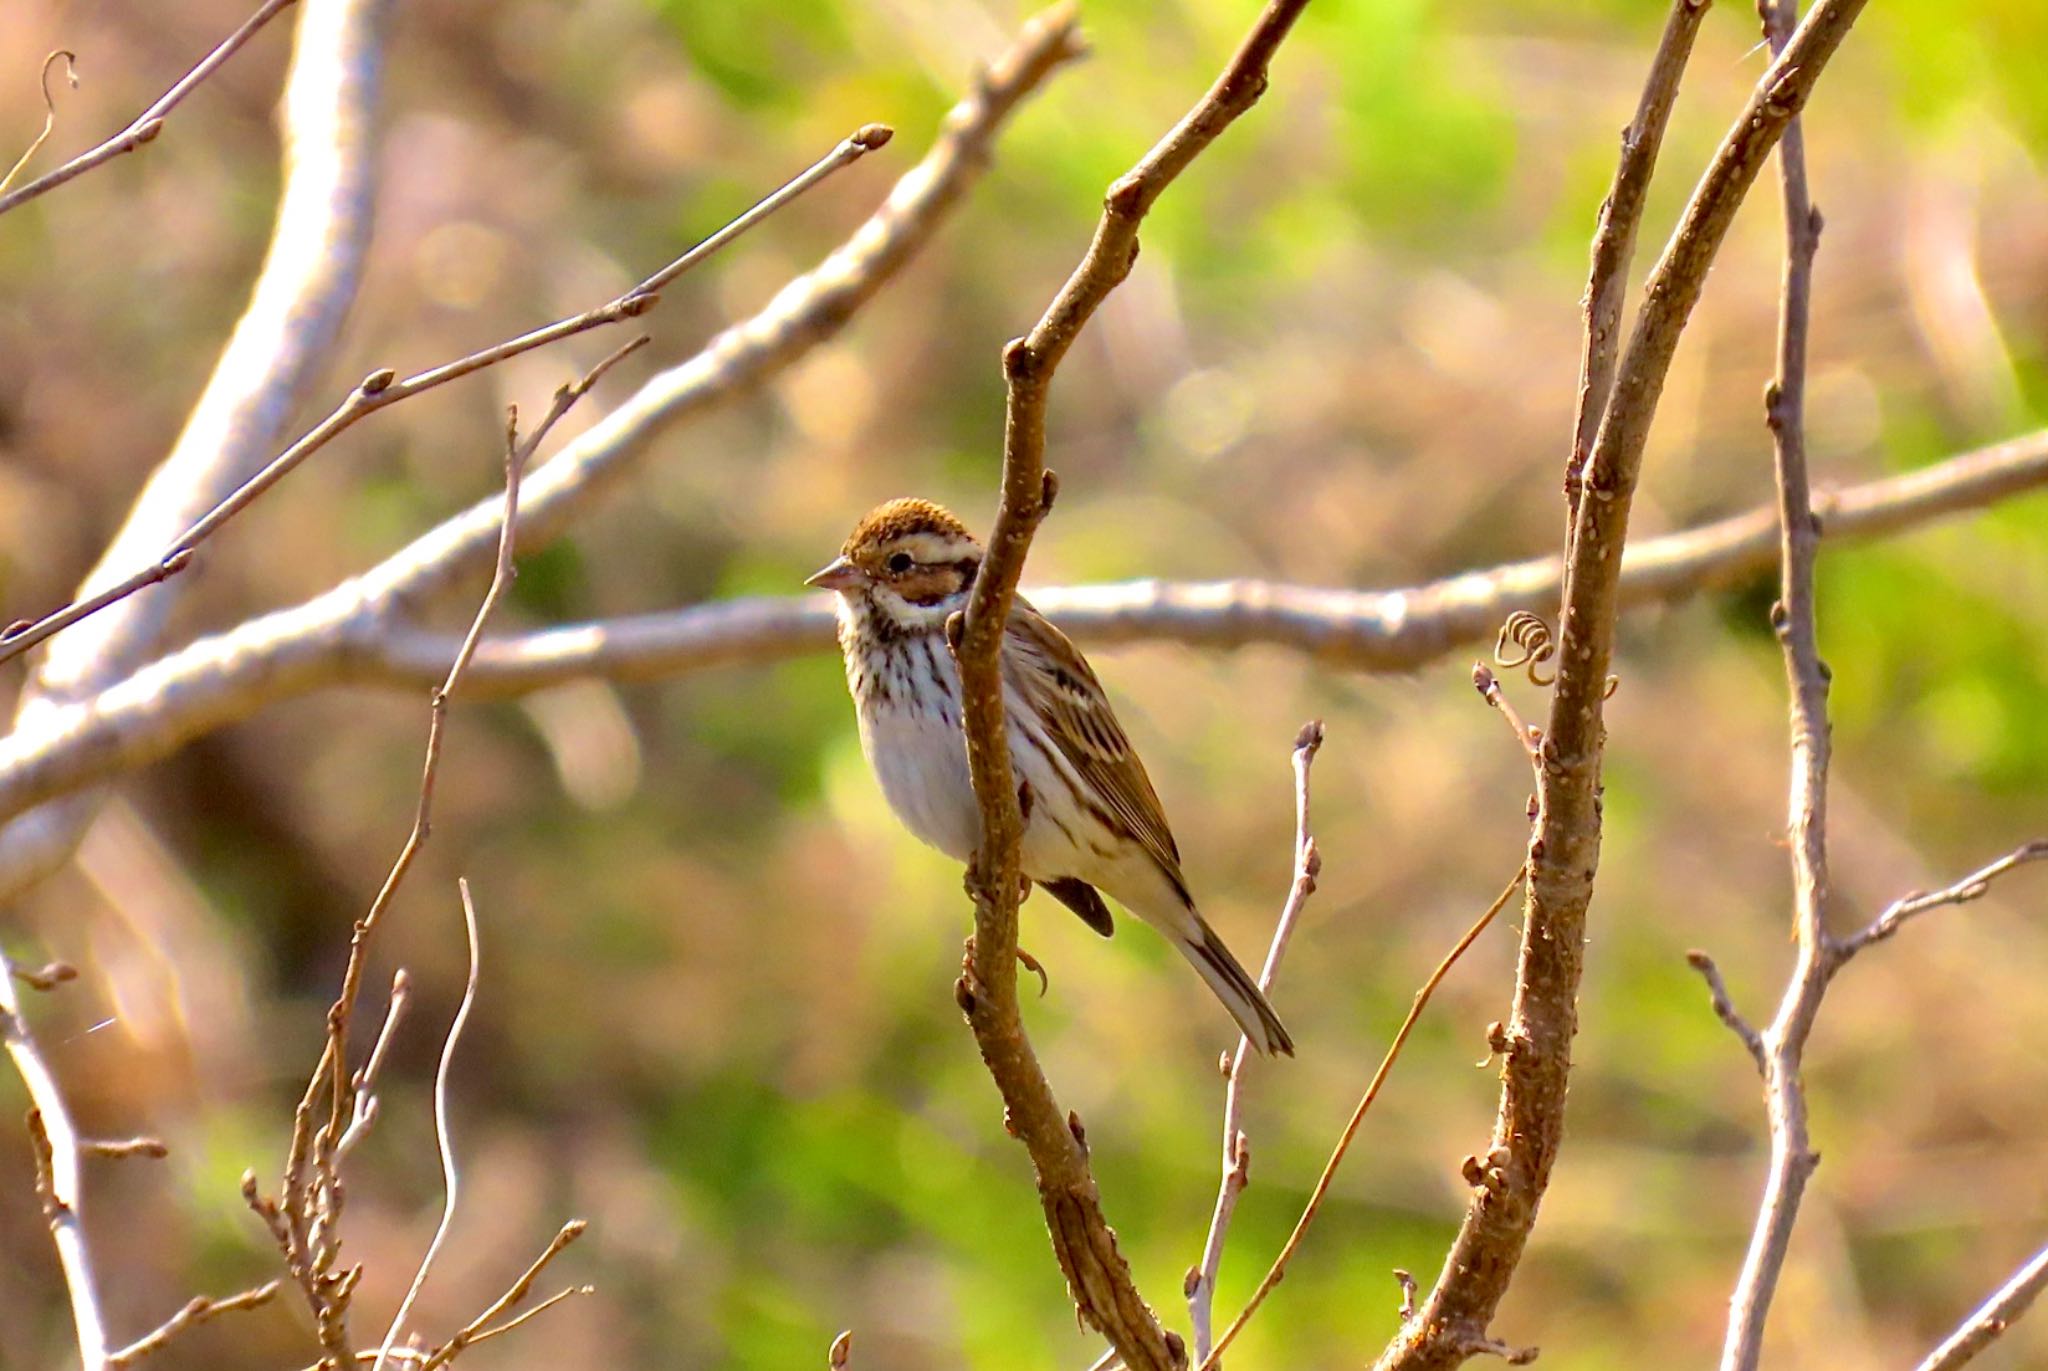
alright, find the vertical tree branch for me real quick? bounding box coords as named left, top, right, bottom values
left=1715, top=3, right=1830, bottom=1365
left=1565, top=0, right=1711, bottom=524
left=1376, top=2, right=1871, bottom=1365
left=952, top=3, right=1311, bottom=1366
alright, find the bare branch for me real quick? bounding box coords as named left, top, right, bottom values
left=1565, top=0, right=1711, bottom=523
left=414, top=1220, right=588, bottom=1371
left=0, top=0, right=299, bottom=218
left=1188, top=721, right=1323, bottom=1364
left=1711, top=2, right=1836, bottom=1361
left=1202, top=866, right=1522, bottom=1371
left=1380, top=3, right=1872, bottom=1364
left=335, top=969, right=411, bottom=1163
left=2, top=946, right=107, bottom=1368
left=374, top=881, right=484, bottom=1371
left=106, top=1282, right=284, bottom=1369
left=0, top=129, right=883, bottom=670
left=0, top=1, right=1083, bottom=901
left=1913, top=1239, right=2048, bottom=1371
left=952, top=3, right=1310, bottom=1366
left=1837, top=840, right=2048, bottom=957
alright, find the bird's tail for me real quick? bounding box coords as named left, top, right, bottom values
left=1178, top=915, right=1294, bottom=1056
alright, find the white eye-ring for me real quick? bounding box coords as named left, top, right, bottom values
left=886, top=551, right=913, bottom=574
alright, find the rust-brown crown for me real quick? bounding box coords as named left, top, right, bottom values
left=840, top=497, right=977, bottom=557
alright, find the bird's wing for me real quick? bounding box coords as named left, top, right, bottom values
left=1003, top=597, right=1186, bottom=884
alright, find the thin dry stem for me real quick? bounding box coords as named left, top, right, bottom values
left=952, top=3, right=1311, bottom=1366
left=414, top=1220, right=587, bottom=1371
left=1202, top=866, right=1523, bottom=1371
left=0, top=0, right=298, bottom=217
left=106, top=1282, right=284, bottom=1368
left=0, top=50, right=79, bottom=197
left=1188, top=721, right=1323, bottom=1364
left=373, top=881, right=482, bottom=1371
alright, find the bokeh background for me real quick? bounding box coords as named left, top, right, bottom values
left=2, top=0, right=2047, bottom=1367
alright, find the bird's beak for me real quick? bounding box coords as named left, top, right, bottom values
left=805, top=556, right=866, bottom=592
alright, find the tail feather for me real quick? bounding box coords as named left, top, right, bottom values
left=1180, top=916, right=1294, bottom=1056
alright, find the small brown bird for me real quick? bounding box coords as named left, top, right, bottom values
left=808, top=498, right=1293, bottom=1054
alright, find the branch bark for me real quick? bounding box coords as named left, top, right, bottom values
left=1376, top=2, right=1872, bottom=1365
left=1, top=426, right=2044, bottom=839
left=952, top=2, right=1310, bottom=1366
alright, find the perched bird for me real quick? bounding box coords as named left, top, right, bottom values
left=807, top=498, right=1293, bottom=1055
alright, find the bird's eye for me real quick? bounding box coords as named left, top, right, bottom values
left=886, top=552, right=914, bottom=574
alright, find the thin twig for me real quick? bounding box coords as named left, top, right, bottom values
left=414, top=1220, right=587, bottom=1371
left=951, top=4, right=1311, bottom=1367
left=0, top=125, right=887, bottom=667
left=106, top=1282, right=284, bottom=1368
left=1188, top=721, right=1323, bottom=1365
left=1684, top=952, right=1764, bottom=1073
left=374, top=882, right=483, bottom=1371
left=1837, top=840, right=2048, bottom=957
left=1203, top=866, right=1524, bottom=1371
left=335, top=969, right=411, bottom=1163
left=0, top=0, right=299, bottom=218
left=0, top=51, right=79, bottom=197
left=1376, top=4, right=1870, bottom=1364
left=1471, top=666, right=1541, bottom=769
left=2, top=945, right=107, bottom=1369
left=1912, top=1239, right=2048, bottom=1371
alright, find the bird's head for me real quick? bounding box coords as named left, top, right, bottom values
left=807, top=498, right=984, bottom=630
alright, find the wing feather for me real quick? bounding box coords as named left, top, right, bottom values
left=1003, top=598, right=1186, bottom=887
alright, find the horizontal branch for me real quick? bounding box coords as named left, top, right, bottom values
left=0, top=427, right=2040, bottom=831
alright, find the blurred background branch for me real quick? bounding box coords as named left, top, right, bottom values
left=0, top=0, right=394, bottom=897
left=2, top=426, right=2042, bottom=847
